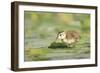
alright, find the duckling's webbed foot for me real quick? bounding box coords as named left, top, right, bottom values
left=67, top=43, right=75, bottom=48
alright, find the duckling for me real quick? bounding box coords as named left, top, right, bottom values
left=56, top=31, right=80, bottom=47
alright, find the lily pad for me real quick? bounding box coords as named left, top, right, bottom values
left=48, top=42, right=67, bottom=48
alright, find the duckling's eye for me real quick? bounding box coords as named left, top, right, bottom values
left=59, top=34, right=62, bottom=36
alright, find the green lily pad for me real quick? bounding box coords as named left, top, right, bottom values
left=48, top=42, right=67, bottom=48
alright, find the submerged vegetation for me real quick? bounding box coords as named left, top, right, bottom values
left=25, top=35, right=90, bottom=61
left=25, top=43, right=90, bottom=61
